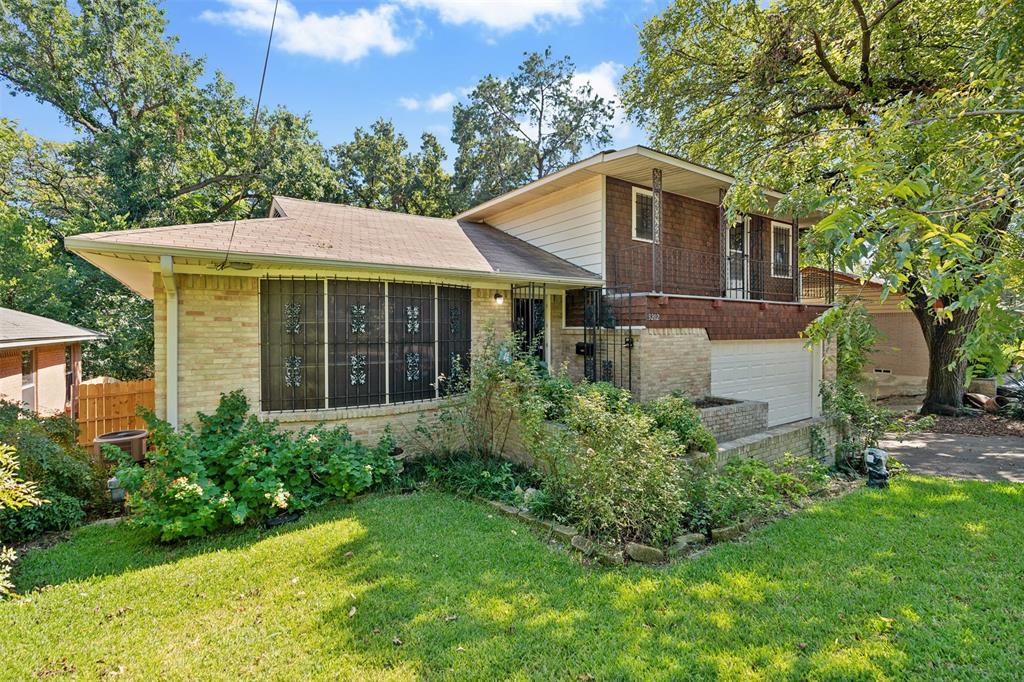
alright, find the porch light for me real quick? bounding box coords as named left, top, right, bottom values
left=494, top=292, right=505, bottom=305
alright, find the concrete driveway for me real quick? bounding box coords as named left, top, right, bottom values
left=879, top=433, right=1024, bottom=483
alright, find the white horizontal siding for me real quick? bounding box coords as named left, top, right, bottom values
left=487, top=176, right=603, bottom=276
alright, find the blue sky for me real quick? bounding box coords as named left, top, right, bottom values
left=1, top=0, right=665, bottom=164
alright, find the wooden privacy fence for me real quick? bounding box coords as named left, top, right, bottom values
left=76, top=379, right=156, bottom=445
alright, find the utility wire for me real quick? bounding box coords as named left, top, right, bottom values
left=218, top=0, right=280, bottom=270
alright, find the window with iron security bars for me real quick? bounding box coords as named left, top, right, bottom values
left=260, top=277, right=471, bottom=412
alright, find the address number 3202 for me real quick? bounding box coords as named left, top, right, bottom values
left=647, top=313, right=660, bottom=321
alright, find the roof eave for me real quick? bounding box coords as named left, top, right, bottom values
left=65, top=239, right=603, bottom=291
left=0, top=334, right=105, bottom=350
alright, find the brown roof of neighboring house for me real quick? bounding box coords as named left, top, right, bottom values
left=0, top=307, right=104, bottom=350
left=66, top=196, right=602, bottom=286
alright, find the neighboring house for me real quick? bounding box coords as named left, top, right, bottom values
left=66, top=146, right=832, bottom=448
left=0, top=307, right=104, bottom=415
left=802, top=267, right=929, bottom=398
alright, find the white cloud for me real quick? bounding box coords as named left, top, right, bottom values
left=398, top=91, right=457, bottom=112
left=201, top=0, right=410, bottom=63
left=400, top=0, right=603, bottom=31
left=572, top=61, right=636, bottom=146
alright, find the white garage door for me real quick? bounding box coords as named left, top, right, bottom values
left=711, top=339, right=820, bottom=426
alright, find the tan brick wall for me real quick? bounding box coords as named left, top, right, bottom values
left=716, top=417, right=838, bottom=466
left=154, top=273, right=261, bottom=422
left=0, top=350, right=22, bottom=407
left=154, top=276, right=516, bottom=449
left=635, top=327, right=711, bottom=401
left=549, top=293, right=587, bottom=381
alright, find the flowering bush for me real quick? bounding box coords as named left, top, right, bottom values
left=641, top=393, right=717, bottom=454
left=114, top=391, right=397, bottom=542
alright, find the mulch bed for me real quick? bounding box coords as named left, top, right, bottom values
left=908, top=414, right=1024, bottom=438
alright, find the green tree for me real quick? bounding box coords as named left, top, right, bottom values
left=0, top=0, right=337, bottom=379
left=330, top=119, right=455, bottom=216
left=623, top=0, right=1024, bottom=414
left=453, top=48, right=615, bottom=207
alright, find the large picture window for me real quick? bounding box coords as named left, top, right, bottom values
left=261, top=278, right=470, bottom=412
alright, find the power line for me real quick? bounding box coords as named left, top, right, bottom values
left=218, top=0, right=280, bottom=271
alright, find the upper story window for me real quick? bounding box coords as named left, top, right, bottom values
left=632, top=187, right=654, bottom=242
left=260, top=277, right=471, bottom=412
left=771, top=221, right=793, bottom=278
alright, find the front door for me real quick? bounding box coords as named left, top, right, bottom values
left=726, top=218, right=749, bottom=299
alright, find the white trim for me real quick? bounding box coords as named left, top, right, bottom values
left=771, top=221, right=794, bottom=279
left=600, top=174, right=608, bottom=278
left=725, top=217, right=750, bottom=299
left=0, top=335, right=103, bottom=350
left=323, top=280, right=330, bottom=410
left=159, top=255, right=179, bottom=430
left=631, top=186, right=654, bottom=243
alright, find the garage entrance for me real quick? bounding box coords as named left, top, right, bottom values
left=711, top=339, right=821, bottom=426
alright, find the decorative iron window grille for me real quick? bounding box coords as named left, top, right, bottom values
left=350, top=304, right=367, bottom=334
left=349, top=354, right=367, bottom=386
left=261, top=277, right=470, bottom=411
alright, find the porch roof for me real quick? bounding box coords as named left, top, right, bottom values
left=0, top=307, right=104, bottom=350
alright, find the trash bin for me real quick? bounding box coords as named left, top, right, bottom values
left=94, top=429, right=148, bottom=463
left=864, top=448, right=889, bottom=489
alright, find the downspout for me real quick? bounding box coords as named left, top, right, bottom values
left=159, top=255, right=179, bottom=430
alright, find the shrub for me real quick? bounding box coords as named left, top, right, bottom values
left=418, top=330, right=549, bottom=459
left=536, top=373, right=575, bottom=421
left=410, top=452, right=539, bottom=504
left=642, top=394, right=717, bottom=454
left=551, top=390, right=687, bottom=546
left=0, top=401, right=105, bottom=543
left=115, top=391, right=398, bottom=542
left=1, top=443, right=43, bottom=599
left=683, top=455, right=828, bottom=533
left=576, top=381, right=633, bottom=412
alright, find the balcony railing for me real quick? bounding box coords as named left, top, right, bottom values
left=608, top=244, right=800, bottom=303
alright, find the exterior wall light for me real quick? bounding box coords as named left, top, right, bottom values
left=494, top=292, right=505, bottom=305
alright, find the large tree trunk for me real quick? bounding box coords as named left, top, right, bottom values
left=911, top=303, right=979, bottom=416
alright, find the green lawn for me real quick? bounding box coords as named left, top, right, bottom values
left=2, top=477, right=1022, bottom=681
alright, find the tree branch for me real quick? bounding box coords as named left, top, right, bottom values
left=810, top=31, right=858, bottom=91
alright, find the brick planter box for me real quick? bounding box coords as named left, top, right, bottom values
left=697, top=397, right=768, bottom=443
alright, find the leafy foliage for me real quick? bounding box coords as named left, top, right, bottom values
left=114, top=391, right=397, bottom=542
left=408, top=453, right=540, bottom=505
left=0, top=443, right=44, bottom=599
left=0, top=401, right=104, bottom=543
left=550, top=390, right=688, bottom=545
left=453, top=47, right=615, bottom=207
left=685, top=456, right=828, bottom=534
left=623, top=0, right=1024, bottom=413
left=329, top=119, right=455, bottom=217
left=642, top=393, right=717, bottom=454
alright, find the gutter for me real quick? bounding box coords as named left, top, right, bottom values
left=159, top=255, right=179, bottom=430
left=64, top=240, right=605, bottom=289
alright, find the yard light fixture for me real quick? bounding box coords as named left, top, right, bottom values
left=494, top=292, right=505, bottom=305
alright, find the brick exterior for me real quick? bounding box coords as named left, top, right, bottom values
left=153, top=275, right=517, bottom=449
left=635, top=328, right=710, bottom=401
left=154, top=273, right=261, bottom=423
left=698, top=400, right=768, bottom=443
left=604, top=177, right=797, bottom=301
left=639, top=296, right=828, bottom=340
left=716, top=417, right=838, bottom=467
left=0, top=343, right=70, bottom=415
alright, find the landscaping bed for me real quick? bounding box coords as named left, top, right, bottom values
left=3, top=477, right=1023, bottom=680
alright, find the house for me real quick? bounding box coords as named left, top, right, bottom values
left=802, top=267, right=928, bottom=398
left=65, top=146, right=833, bottom=458
left=0, top=307, right=104, bottom=415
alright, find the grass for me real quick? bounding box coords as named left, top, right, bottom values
left=2, top=476, right=1023, bottom=681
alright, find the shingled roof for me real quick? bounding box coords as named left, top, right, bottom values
left=0, top=308, right=104, bottom=350
left=65, top=196, right=602, bottom=286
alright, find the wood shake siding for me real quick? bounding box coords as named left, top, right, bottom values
left=486, top=176, right=604, bottom=276
left=604, top=177, right=795, bottom=300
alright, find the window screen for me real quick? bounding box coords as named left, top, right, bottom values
left=328, top=280, right=386, bottom=407
left=772, top=223, right=793, bottom=278
left=438, top=286, right=471, bottom=394
left=260, top=278, right=325, bottom=411
left=634, top=190, right=654, bottom=241
left=388, top=283, right=436, bottom=403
